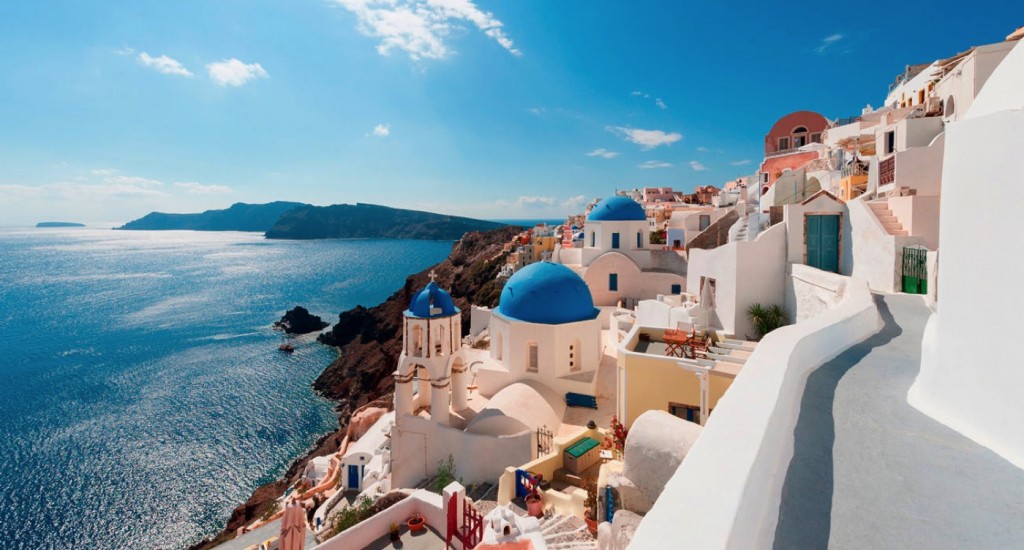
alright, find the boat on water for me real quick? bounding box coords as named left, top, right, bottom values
left=278, top=343, right=295, bottom=353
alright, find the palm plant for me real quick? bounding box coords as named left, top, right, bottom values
left=747, top=303, right=789, bottom=339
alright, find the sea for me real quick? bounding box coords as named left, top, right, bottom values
left=0, top=228, right=454, bottom=549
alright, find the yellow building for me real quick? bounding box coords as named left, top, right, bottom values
left=616, top=326, right=750, bottom=429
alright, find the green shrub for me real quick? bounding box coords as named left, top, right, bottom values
left=747, top=303, right=789, bottom=339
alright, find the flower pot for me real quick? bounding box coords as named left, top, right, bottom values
left=407, top=516, right=426, bottom=533
left=584, top=515, right=597, bottom=536
left=525, top=494, right=543, bottom=518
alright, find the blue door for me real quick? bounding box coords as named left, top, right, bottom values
left=806, top=215, right=839, bottom=273
left=611, top=233, right=620, bottom=249
left=348, top=464, right=360, bottom=490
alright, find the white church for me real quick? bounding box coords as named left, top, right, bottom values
left=389, top=263, right=610, bottom=489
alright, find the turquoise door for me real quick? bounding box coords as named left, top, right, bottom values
left=806, top=215, right=839, bottom=273
left=348, top=464, right=360, bottom=490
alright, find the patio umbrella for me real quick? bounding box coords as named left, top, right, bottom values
left=698, top=280, right=716, bottom=330
left=280, top=504, right=306, bottom=550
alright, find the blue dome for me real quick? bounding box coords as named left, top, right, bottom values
left=587, top=196, right=647, bottom=222
left=406, top=281, right=460, bottom=318
left=497, top=262, right=598, bottom=325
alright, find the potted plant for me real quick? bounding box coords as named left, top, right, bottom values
left=525, top=477, right=544, bottom=518
left=388, top=522, right=400, bottom=542
left=583, top=479, right=598, bottom=536
left=407, top=513, right=426, bottom=533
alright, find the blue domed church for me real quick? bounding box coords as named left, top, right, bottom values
left=487, top=262, right=602, bottom=393
left=556, top=195, right=687, bottom=308
left=390, top=264, right=607, bottom=490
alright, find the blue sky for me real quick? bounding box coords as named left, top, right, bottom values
left=0, top=1, right=1019, bottom=225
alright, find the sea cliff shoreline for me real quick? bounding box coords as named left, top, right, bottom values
left=189, top=226, right=519, bottom=549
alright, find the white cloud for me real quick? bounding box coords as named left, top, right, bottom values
left=586, top=148, right=618, bottom=159
left=815, top=33, right=843, bottom=54
left=638, top=160, right=673, bottom=169
left=730, top=159, right=752, bottom=166
left=524, top=107, right=545, bottom=116
left=495, top=194, right=588, bottom=212
left=91, top=168, right=117, bottom=176
left=138, top=52, right=194, bottom=77
left=696, top=146, right=709, bottom=153
left=372, top=123, right=391, bottom=137
left=333, top=0, right=520, bottom=61
left=655, top=98, right=667, bottom=109
left=607, top=126, right=682, bottom=149
left=206, top=58, right=268, bottom=87
left=689, top=160, right=707, bottom=171
left=0, top=173, right=168, bottom=204
left=174, top=181, right=232, bottom=194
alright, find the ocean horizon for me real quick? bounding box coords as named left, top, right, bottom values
left=0, top=228, right=453, bottom=548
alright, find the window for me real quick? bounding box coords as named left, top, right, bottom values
left=636, top=232, right=642, bottom=248
left=885, top=130, right=895, bottom=155
left=611, top=232, right=620, bottom=249
left=793, top=135, right=807, bottom=147
left=699, top=215, right=711, bottom=231
left=671, top=284, right=681, bottom=295
left=569, top=341, right=580, bottom=372
left=527, top=342, right=539, bottom=373
left=669, top=403, right=700, bottom=423
left=609, top=273, right=618, bottom=292
left=778, top=137, right=790, bottom=151
left=590, top=232, right=595, bottom=247
left=810, top=132, right=822, bottom=143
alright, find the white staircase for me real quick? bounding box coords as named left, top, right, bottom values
left=538, top=513, right=597, bottom=549
left=867, top=200, right=908, bottom=236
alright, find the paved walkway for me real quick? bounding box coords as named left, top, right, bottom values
left=774, top=294, right=1024, bottom=549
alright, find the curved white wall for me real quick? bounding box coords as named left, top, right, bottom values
left=908, top=75, right=1024, bottom=469
left=631, top=267, right=881, bottom=549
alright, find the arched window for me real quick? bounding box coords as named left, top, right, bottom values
left=792, top=126, right=809, bottom=147
left=411, top=325, right=423, bottom=356
left=636, top=231, right=642, bottom=248
left=944, top=96, right=956, bottom=119
left=437, top=324, right=445, bottom=356
left=527, top=342, right=539, bottom=373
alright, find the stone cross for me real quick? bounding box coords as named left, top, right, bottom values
left=429, top=269, right=437, bottom=282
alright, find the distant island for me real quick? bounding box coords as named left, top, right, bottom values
left=36, top=222, right=85, bottom=228
left=265, top=203, right=506, bottom=240
left=116, top=202, right=306, bottom=232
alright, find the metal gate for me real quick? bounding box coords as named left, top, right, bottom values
left=537, top=425, right=553, bottom=456
left=902, top=246, right=928, bottom=294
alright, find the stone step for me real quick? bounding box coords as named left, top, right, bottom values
left=890, top=229, right=909, bottom=236
left=876, top=215, right=898, bottom=224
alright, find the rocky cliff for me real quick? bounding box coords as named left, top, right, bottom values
left=117, top=201, right=306, bottom=231
left=264, top=203, right=506, bottom=240
left=314, top=226, right=518, bottom=410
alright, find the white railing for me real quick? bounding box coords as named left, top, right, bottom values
left=630, top=266, right=882, bottom=549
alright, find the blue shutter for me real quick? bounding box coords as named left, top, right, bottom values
left=609, top=273, right=618, bottom=291
left=806, top=215, right=821, bottom=269
left=611, top=233, right=620, bottom=249
left=637, top=232, right=642, bottom=248
left=821, top=215, right=839, bottom=273
left=671, top=284, right=681, bottom=294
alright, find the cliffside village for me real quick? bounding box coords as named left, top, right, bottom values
left=226, top=27, right=1024, bottom=550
